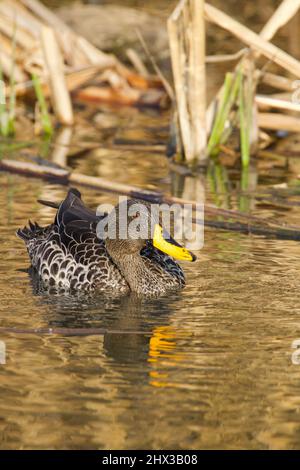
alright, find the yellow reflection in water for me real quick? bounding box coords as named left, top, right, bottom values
left=148, top=326, right=187, bottom=388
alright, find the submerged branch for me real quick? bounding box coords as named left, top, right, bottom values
left=0, top=327, right=152, bottom=337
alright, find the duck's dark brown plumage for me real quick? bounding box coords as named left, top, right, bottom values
left=17, top=189, right=186, bottom=296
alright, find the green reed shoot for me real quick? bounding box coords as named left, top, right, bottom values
left=207, top=70, right=241, bottom=158
left=207, top=161, right=230, bottom=208
left=238, top=68, right=252, bottom=168
left=32, top=73, right=53, bottom=136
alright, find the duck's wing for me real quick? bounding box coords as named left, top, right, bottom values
left=55, top=188, right=105, bottom=226
left=37, top=188, right=108, bottom=222
left=18, top=188, right=127, bottom=292
left=54, top=189, right=109, bottom=266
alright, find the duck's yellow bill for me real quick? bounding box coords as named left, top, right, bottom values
left=153, top=224, right=197, bottom=262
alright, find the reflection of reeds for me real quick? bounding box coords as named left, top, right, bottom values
left=207, top=161, right=230, bottom=208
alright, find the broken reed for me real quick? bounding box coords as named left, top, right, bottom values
left=168, top=0, right=207, bottom=165
left=207, top=66, right=255, bottom=167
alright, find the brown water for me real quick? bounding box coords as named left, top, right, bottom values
left=2, top=0, right=300, bottom=451
left=2, top=108, right=300, bottom=450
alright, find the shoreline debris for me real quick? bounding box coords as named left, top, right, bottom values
left=0, top=0, right=167, bottom=131
left=169, top=0, right=300, bottom=167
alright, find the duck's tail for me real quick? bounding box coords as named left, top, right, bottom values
left=16, top=188, right=82, bottom=242
left=16, top=221, right=48, bottom=242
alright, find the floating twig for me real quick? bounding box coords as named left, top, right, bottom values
left=0, top=326, right=153, bottom=337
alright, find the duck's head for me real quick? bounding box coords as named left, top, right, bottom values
left=99, top=198, right=197, bottom=262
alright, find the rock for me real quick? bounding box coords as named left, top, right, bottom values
left=56, top=4, right=169, bottom=61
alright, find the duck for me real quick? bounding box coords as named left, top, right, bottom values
left=17, top=188, right=196, bottom=297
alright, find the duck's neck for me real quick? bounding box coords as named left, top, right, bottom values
left=113, top=253, right=173, bottom=296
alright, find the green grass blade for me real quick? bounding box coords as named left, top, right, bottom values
left=207, top=69, right=242, bottom=158
left=207, top=73, right=233, bottom=157
left=32, top=73, right=53, bottom=136
left=239, top=72, right=250, bottom=168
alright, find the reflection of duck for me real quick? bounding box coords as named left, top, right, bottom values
left=17, top=188, right=196, bottom=296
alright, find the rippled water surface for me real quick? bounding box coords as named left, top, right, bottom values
left=2, top=0, right=300, bottom=449
left=2, top=129, right=300, bottom=450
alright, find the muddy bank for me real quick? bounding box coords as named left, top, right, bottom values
left=57, top=4, right=169, bottom=62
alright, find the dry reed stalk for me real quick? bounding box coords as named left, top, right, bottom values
left=204, top=3, right=300, bottom=78
left=135, top=29, right=174, bottom=99
left=41, top=26, right=73, bottom=126
left=126, top=48, right=149, bottom=76
left=189, top=0, right=207, bottom=162
left=255, top=95, right=300, bottom=113
left=206, top=0, right=300, bottom=135
left=0, top=13, right=36, bottom=49
left=168, top=2, right=192, bottom=161
left=0, top=159, right=69, bottom=178
left=20, top=0, right=78, bottom=33
left=11, top=65, right=105, bottom=98
left=268, top=92, right=292, bottom=100
left=11, top=65, right=164, bottom=107
left=258, top=130, right=274, bottom=149
left=19, top=0, right=117, bottom=69
left=0, top=31, right=25, bottom=59
left=0, top=50, right=27, bottom=83
left=74, top=36, right=116, bottom=68
left=168, top=0, right=206, bottom=164
left=0, top=0, right=42, bottom=37
left=258, top=113, right=300, bottom=132
left=205, top=49, right=248, bottom=63
left=3, top=157, right=300, bottom=239
left=64, top=66, right=105, bottom=94
left=259, top=72, right=295, bottom=91
left=288, top=8, right=300, bottom=61
left=0, top=0, right=165, bottom=107
left=259, top=0, right=300, bottom=41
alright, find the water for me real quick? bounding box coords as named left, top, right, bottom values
left=2, top=127, right=300, bottom=450
left=2, top=0, right=300, bottom=450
